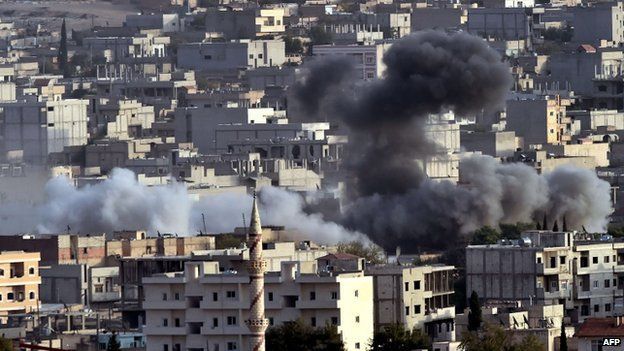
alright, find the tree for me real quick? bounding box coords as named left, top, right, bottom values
left=468, top=291, right=482, bottom=331
left=0, top=337, right=13, bottom=351
left=106, top=332, right=121, bottom=351
left=309, top=26, right=332, bottom=46
left=560, top=324, right=568, bottom=351
left=368, top=323, right=430, bottom=351
left=499, top=223, right=535, bottom=240
left=215, top=234, right=244, bottom=249
left=58, top=18, right=69, bottom=77
left=284, top=35, right=304, bottom=55
left=470, top=227, right=500, bottom=245
left=266, top=320, right=345, bottom=351
left=461, top=323, right=546, bottom=351
left=336, top=241, right=385, bottom=264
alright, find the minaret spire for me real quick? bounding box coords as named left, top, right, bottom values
left=245, top=191, right=268, bottom=351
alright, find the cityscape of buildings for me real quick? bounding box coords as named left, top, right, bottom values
left=3, top=0, right=624, bottom=350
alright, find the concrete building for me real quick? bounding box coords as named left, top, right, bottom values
left=467, top=8, right=532, bottom=41
left=482, top=0, right=535, bottom=7
left=0, top=251, right=40, bottom=339
left=358, top=13, right=411, bottom=38
left=506, top=95, right=572, bottom=147
left=125, top=13, right=183, bottom=33
left=177, top=40, right=286, bottom=73
left=312, top=42, right=393, bottom=80
left=366, top=264, right=456, bottom=342
left=91, top=99, right=155, bottom=140
left=40, top=264, right=88, bottom=305
left=83, top=34, right=170, bottom=62
left=143, top=259, right=374, bottom=351
left=411, top=8, right=463, bottom=31
left=575, top=317, right=624, bottom=351
left=466, top=231, right=624, bottom=323
left=461, top=130, right=518, bottom=158
left=0, top=99, right=89, bottom=164
left=205, top=8, right=285, bottom=39
left=0, top=234, right=106, bottom=267
left=572, top=2, right=624, bottom=47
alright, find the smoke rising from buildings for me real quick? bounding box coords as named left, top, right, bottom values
left=342, top=155, right=612, bottom=249
left=34, top=168, right=366, bottom=244
left=292, top=30, right=613, bottom=249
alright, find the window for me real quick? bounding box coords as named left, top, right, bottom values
left=405, top=306, right=410, bottom=316
left=162, top=293, right=168, bottom=301
left=47, top=106, right=54, bottom=111
left=355, top=343, right=361, bottom=349
left=550, top=257, right=556, bottom=268
left=268, top=292, right=273, bottom=301
left=163, top=345, right=168, bottom=351
left=227, top=342, right=237, bottom=351
left=0, top=269, right=3, bottom=277
left=414, top=281, right=420, bottom=290
left=593, top=281, right=599, bottom=288
left=404, top=282, right=409, bottom=291
left=29, top=291, right=35, bottom=300
left=559, top=256, right=566, bottom=264
left=7, top=292, right=13, bottom=300
left=310, top=291, right=316, bottom=300
left=606, top=303, right=612, bottom=312
left=226, top=291, right=236, bottom=299
left=269, top=317, right=274, bottom=326
left=163, top=318, right=168, bottom=327
left=537, top=257, right=542, bottom=264
left=174, top=318, right=180, bottom=327
left=213, top=292, right=218, bottom=301
left=355, top=316, right=360, bottom=323
left=355, top=290, right=359, bottom=297
left=581, top=305, right=590, bottom=316
left=605, top=256, right=610, bottom=263
left=415, top=305, right=421, bottom=314
left=204, top=55, right=212, bottom=60
left=83, top=248, right=88, bottom=254
left=605, top=279, right=611, bottom=288
left=0, top=294, right=2, bottom=301
left=591, top=339, right=603, bottom=351
left=213, top=318, right=218, bottom=327
left=594, top=304, right=600, bottom=313
left=311, top=317, right=316, bottom=327
left=227, top=316, right=237, bottom=326
left=174, top=293, right=180, bottom=300
left=593, top=257, right=599, bottom=264
left=330, top=291, right=338, bottom=300
left=331, top=317, right=338, bottom=325
left=29, top=267, right=35, bottom=275
left=95, top=284, right=103, bottom=293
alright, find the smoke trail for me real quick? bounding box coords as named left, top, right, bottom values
left=34, top=168, right=365, bottom=244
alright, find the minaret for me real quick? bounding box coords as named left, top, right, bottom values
left=245, top=193, right=268, bottom=351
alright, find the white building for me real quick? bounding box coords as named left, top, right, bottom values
left=466, top=231, right=624, bottom=323
left=366, top=264, right=456, bottom=342
left=0, top=99, right=89, bottom=164
left=143, top=260, right=374, bottom=351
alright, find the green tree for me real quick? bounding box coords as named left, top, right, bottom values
left=461, top=323, right=545, bottom=351
left=336, top=241, right=385, bottom=264
left=468, top=291, right=482, bottom=331
left=106, top=332, right=121, bottom=351
left=215, top=234, right=245, bottom=249
left=368, top=323, right=430, bottom=351
left=58, top=18, right=69, bottom=77
left=266, top=319, right=345, bottom=351
left=0, top=337, right=13, bottom=351
left=560, top=324, right=568, bottom=351
left=284, top=35, right=304, bottom=55
left=471, top=226, right=500, bottom=245
left=309, top=26, right=332, bottom=46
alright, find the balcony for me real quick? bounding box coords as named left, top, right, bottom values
left=143, top=300, right=187, bottom=310
left=91, top=291, right=121, bottom=302
left=423, top=306, right=455, bottom=323
left=185, top=308, right=204, bottom=323
left=295, top=299, right=341, bottom=309
left=201, top=325, right=249, bottom=335
left=200, top=299, right=245, bottom=310
left=143, top=326, right=186, bottom=336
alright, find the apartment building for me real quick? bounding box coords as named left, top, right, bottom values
left=366, top=264, right=456, bottom=342
left=312, top=42, right=392, bottom=80
left=0, top=234, right=106, bottom=266
left=177, top=40, right=286, bottom=72
left=0, top=251, right=40, bottom=314
left=143, top=260, right=374, bottom=351
left=0, top=99, right=89, bottom=164
left=466, top=231, right=624, bottom=323
left=506, top=95, right=573, bottom=147
left=0, top=251, right=41, bottom=334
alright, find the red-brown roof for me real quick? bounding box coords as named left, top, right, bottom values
left=576, top=318, right=624, bottom=338
left=577, top=44, right=596, bottom=53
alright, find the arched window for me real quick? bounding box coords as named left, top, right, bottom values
left=28, top=267, right=35, bottom=275
left=29, top=292, right=35, bottom=300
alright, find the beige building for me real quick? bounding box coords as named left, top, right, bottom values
left=0, top=251, right=41, bottom=337
left=143, top=260, right=374, bottom=351
left=366, top=264, right=456, bottom=342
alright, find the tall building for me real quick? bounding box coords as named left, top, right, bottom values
left=366, top=264, right=456, bottom=342
left=466, top=231, right=624, bottom=323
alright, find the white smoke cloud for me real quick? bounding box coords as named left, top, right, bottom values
left=33, top=168, right=365, bottom=244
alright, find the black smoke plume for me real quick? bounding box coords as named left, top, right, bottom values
left=292, top=31, right=612, bottom=250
